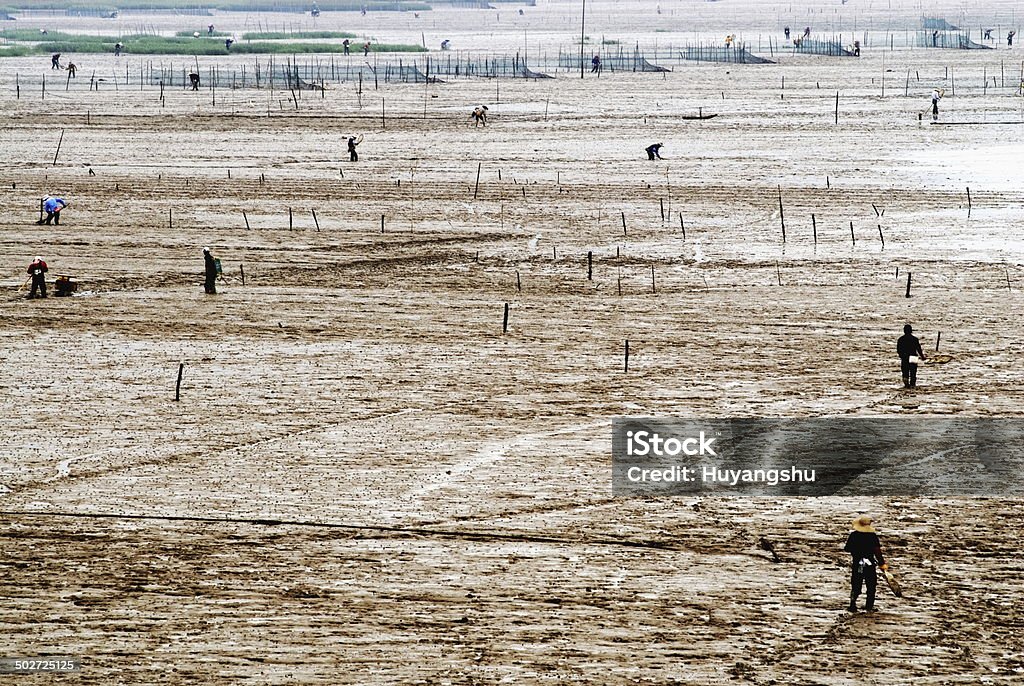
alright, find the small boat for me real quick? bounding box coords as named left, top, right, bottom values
left=680, top=112, right=718, bottom=120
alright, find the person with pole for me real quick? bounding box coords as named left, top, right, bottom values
left=930, top=88, right=944, bottom=121
left=26, top=256, right=48, bottom=299
left=844, top=515, right=888, bottom=612
left=645, top=142, right=664, bottom=160
left=347, top=134, right=363, bottom=161
left=37, top=195, right=67, bottom=226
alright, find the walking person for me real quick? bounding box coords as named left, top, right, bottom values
left=844, top=515, right=887, bottom=612
left=203, top=247, right=219, bottom=295
left=1009, top=30, right=1016, bottom=47
left=27, top=256, right=48, bottom=299
left=66, top=62, right=77, bottom=78
left=347, top=134, right=363, bottom=161
left=645, top=142, right=664, bottom=160
left=37, top=195, right=67, bottom=225
left=930, top=88, right=943, bottom=121
left=591, top=54, right=601, bottom=72
left=932, top=30, right=939, bottom=47
left=897, top=324, right=926, bottom=388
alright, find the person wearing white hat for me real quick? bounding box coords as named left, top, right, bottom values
left=844, top=515, right=888, bottom=612
left=26, top=256, right=48, bottom=299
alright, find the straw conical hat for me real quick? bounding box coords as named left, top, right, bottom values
left=852, top=515, right=875, bottom=533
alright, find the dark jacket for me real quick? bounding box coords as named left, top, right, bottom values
left=844, top=531, right=885, bottom=566
left=28, top=260, right=48, bottom=276
left=897, top=334, right=923, bottom=361
left=204, top=253, right=217, bottom=278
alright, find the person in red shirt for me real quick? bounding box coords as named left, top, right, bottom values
left=27, top=256, right=48, bottom=299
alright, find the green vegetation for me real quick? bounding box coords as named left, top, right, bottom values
left=1, top=1, right=430, bottom=11
left=2, top=30, right=427, bottom=54
left=241, top=30, right=357, bottom=40
left=174, top=30, right=232, bottom=37
left=2, top=29, right=91, bottom=41
left=602, top=39, right=620, bottom=45
left=0, top=44, right=32, bottom=55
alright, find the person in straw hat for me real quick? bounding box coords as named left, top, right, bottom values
left=844, top=515, right=888, bottom=612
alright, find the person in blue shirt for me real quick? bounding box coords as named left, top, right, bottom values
left=38, top=195, right=67, bottom=225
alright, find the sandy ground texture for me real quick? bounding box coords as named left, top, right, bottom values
left=2, top=0, right=1024, bottom=683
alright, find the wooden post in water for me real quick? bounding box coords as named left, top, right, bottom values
left=778, top=186, right=786, bottom=241
left=174, top=363, right=184, bottom=401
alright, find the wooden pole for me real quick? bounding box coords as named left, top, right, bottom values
left=474, top=162, right=482, bottom=199
left=240, top=263, right=245, bottom=286
left=679, top=213, right=685, bottom=240
left=650, top=264, right=656, bottom=293
left=502, top=302, right=510, bottom=333
left=778, top=186, right=785, bottom=241
left=587, top=251, right=593, bottom=280
left=52, top=128, right=65, bottom=166
left=776, top=261, right=782, bottom=286
left=288, top=207, right=293, bottom=230
left=812, top=213, right=817, bottom=245
left=243, top=211, right=250, bottom=230
left=311, top=209, right=320, bottom=232
left=174, top=363, right=184, bottom=401
left=624, top=339, right=629, bottom=372
left=834, top=90, right=839, bottom=124
left=850, top=221, right=856, bottom=246
left=935, top=331, right=941, bottom=351
left=905, top=272, right=912, bottom=298
left=381, top=214, right=385, bottom=233
left=621, top=211, right=626, bottom=236
left=966, top=186, right=972, bottom=218
left=877, top=224, right=885, bottom=248
left=579, top=0, right=586, bottom=80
